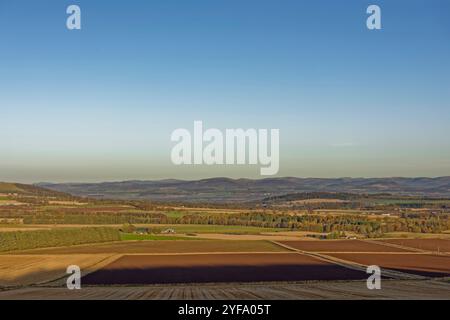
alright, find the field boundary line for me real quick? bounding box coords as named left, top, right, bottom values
left=270, top=241, right=426, bottom=281
left=116, top=251, right=292, bottom=256
left=359, top=239, right=425, bottom=253
left=270, top=241, right=370, bottom=273
left=361, top=239, right=450, bottom=257
left=312, top=251, right=430, bottom=255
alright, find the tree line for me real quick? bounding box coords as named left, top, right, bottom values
left=15, top=210, right=450, bottom=238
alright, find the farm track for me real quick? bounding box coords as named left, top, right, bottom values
left=97, top=251, right=291, bottom=256
left=271, top=241, right=427, bottom=280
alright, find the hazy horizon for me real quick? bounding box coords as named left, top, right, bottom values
left=2, top=175, right=450, bottom=185
left=1, top=0, right=449, bottom=183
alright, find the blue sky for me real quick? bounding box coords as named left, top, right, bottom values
left=1, top=0, right=449, bottom=182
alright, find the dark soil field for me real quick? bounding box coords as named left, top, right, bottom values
left=279, top=240, right=411, bottom=252
left=379, top=239, right=450, bottom=252
left=327, top=253, right=450, bottom=278
left=82, top=253, right=368, bottom=285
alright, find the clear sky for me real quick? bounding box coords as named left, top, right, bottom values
left=1, top=0, right=449, bottom=183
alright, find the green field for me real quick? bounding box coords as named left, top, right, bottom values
left=119, top=233, right=202, bottom=241
left=14, top=239, right=288, bottom=254
left=163, top=211, right=187, bottom=218
left=142, top=224, right=282, bottom=234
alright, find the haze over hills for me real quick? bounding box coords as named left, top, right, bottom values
left=37, top=177, right=450, bottom=203
left=0, top=182, right=69, bottom=198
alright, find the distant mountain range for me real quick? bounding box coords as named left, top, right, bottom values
left=37, top=177, right=450, bottom=203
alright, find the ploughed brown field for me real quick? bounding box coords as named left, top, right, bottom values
left=82, top=253, right=368, bottom=285
left=327, top=253, right=450, bottom=278
left=15, top=240, right=285, bottom=255
left=379, top=239, right=450, bottom=252
left=278, top=240, right=411, bottom=252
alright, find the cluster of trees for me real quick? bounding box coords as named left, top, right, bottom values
left=16, top=210, right=450, bottom=238
left=22, top=212, right=167, bottom=224
left=0, top=227, right=120, bottom=252
left=172, top=211, right=449, bottom=234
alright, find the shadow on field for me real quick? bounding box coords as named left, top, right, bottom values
left=82, top=264, right=368, bottom=285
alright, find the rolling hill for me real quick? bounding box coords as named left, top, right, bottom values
left=0, top=182, right=71, bottom=198
left=37, top=177, right=450, bottom=203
